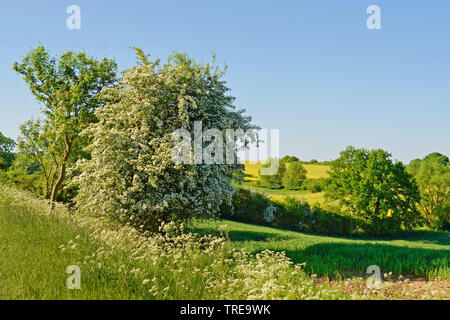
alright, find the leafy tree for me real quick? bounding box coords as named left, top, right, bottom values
left=1, top=152, right=42, bottom=194
left=304, top=178, right=328, bottom=193
left=75, top=49, right=255, bottom=231
left=281, top=155, right=299, bottom=163
left=13, top=46, right=117, bottom=203
left=423, top=152, right=449, bottom=165
left=325, top=146, right=421, bottom=235
left=407, top=156, right=449, bottom=230
left=16, top=119, right=63, bottom=198
left=259, top=158, right=285, bottom=189
left=282, top=161, right=307, bottom=190
left=0, top=132, right=16, bottom=170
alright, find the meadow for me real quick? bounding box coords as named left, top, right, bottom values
left=1, top=184, right=448, bottom=300
left=0, top=185, right=352, bottom=300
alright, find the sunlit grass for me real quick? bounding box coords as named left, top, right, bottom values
left=190, top=219, right=450, bottom=281
left=0, top=185, right=352, bottom=300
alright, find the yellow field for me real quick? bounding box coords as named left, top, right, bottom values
left=242, top=161, right=261, bottom=182
left=269, top=192, right=326, bottom=205
left=242, top=161, right=330, bottom=204
left=243, top=161, right=330, bottom=180
left=302, top=164, right=330, bottom=179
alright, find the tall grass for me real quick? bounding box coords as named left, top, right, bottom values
left=0, top=185, right=352, bottom=300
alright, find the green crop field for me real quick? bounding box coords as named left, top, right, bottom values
left=190, top=219, right=450, bottom=281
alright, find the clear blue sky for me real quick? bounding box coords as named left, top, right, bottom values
left=1, top=0, right=449, bottom=163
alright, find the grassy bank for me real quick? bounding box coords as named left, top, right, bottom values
left=0, top=185, right=351, bottom=300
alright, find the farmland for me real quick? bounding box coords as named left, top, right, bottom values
left=190, top=219, right=450, bottom=281
left=242, top=161, right=329, bottom=204
left=1, top=185, right=448, bottom=300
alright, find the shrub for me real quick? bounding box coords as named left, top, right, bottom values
left=274, top=197, right=312, bottom=230
left=308, top=206, right=354, bottom=236
left=220, top=188, right=274, bottom=225
left=282, top=162, right=307, bottom=190
left=304, top=178, right=328, bottom=193
left=258, top=159, right=285, bottom=189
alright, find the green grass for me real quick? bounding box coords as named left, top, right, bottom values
left=189, top=219, right=450, bottom=280
left=0, top=199, right=131, bottom=299
left=0, top=186, right=351, bottom=300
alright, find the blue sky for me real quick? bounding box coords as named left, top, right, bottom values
left=0, top=0, right=448, bottom=163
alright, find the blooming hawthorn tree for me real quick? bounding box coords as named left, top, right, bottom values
left=75, top=49, right=255, bottom=231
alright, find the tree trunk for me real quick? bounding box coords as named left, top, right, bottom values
left=50, top=136, right=72, bottom=206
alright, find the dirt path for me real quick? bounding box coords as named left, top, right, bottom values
left=319, top=276, right=450, bottom=300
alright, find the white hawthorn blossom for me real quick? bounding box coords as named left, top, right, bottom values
left=74, top=49, right=256, bottom=230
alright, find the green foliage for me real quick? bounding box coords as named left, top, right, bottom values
left=220, top=188, right=274, bottom=225
left=13, top=46, right=117, bottom=202
left=258, top=158, right=285, bottom=189
left=16, top=120, right=62, bottom=198
left=308, top=206, right=354, bottom=236
left=423, top=152, right=449, bottom=165
left=76, top=49, right=255, bottom=231
left=281, top=155, right=299, bottom=163
left=0, top=132, right=16, bottom=170
left=282, top=161, right=307, bottom=190
left=326, top=146, right=422, bottom=235
left=223, top=190, right=353, bottom=236
left=273, top=196, right=312, bottom=230
left=304, top=178, right=328, bottom=193
left=408, top=155, right=450, bottom=231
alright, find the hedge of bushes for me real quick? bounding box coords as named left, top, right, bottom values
left=220, top=188, right=354, bottom=236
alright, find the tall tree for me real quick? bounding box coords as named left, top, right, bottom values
left=13, top=46, right=117, bottom=203
left=326, top=146, right=421, bottom=235
left=408, top=155, right=449, bottom=230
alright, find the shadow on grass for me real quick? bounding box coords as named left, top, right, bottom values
left=285, top=242, right=450, bottom=279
